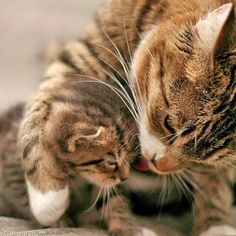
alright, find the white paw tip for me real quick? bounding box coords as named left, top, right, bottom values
left=200, top=225, right=236, bottom=236
left=26, top=180, right=69, bottom=226
left=138, top=227, right=158, bottom=236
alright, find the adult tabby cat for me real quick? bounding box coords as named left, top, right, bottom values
left=18, top=0, right=236, bottom=235
left=0, top=84, right=157, bottom=235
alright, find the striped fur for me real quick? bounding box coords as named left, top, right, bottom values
left=18, top=0, right=236, bottom=235
left=0, top=98, right=153, bottom=235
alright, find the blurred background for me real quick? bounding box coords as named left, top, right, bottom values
left=0, top=0, right=104, bottom=111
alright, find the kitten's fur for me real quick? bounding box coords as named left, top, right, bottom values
left=18, top=0, right=236, bottom=235
left=0, top=83, right=154, bottom=235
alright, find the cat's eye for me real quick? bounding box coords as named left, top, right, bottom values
left=164, top=116, right=176, bottom=134
left=78, top=159, right=104, bottom=166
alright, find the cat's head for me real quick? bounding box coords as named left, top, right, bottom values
left=132, top=3, right=236, bottom=174
left=43, top=82, right=137, bottom=188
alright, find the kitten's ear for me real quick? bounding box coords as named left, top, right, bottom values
left=66, top=125, right=105, bottom=152
left=195, top=3, right=235, bottom=53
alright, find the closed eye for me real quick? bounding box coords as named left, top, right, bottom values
left=78, top=159, right=104, bottom=166
left=181, top=125, right=196, bottom=136
left=164, top=116, right=176, bottom=134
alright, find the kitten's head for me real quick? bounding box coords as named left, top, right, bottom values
left=132, top=3, right=236, bottom=174
left=43, top=82, right=137, bottom=187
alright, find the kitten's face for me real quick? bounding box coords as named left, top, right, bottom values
left=132, top=3, right=236, bottom=174
left=44, top=111, right=136, bottom=188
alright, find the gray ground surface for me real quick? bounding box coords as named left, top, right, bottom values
left=0, top=0, right=103, bottom=111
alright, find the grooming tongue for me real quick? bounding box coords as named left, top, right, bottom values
left=134, top=158, right=150, bottom=172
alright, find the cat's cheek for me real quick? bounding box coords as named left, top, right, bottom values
left=139, top=122, right=166, bottom=160
left=26, top=180, right=69, bottom=226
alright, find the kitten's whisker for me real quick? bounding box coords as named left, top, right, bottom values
left=120, top=156, right=130, bottom=169
left=105, top=187, right=110, bottom=218
left=113, top=186, right=123, bottom=204
left=83, top=187, right=103, bottom=213
left=118, top=133, right=133, bottom=152
left=100, top=188, right=106, bottom=222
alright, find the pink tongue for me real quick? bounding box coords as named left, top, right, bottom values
left=134, top=158, right=150, bottom=172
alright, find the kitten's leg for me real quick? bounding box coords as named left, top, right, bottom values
left=199, top=225, right=236, bottom=236
left=99, top=194, right=158, bottom=236
left=18, top=75, right=70, bottom=226
left=192, top=167, right=235, bottom=236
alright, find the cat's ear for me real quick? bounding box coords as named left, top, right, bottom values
left=66, top=125, right=105, bottom=152
left=195, top=3, right=235, bottom=53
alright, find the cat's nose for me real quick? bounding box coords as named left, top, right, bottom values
left=153, top=154, right=185, bottom=172
left=118, top=165, right=130, bottom=182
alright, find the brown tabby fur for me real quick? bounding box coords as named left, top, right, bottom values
left=0, top=104, right=30, bottom=219
left=0, top=104, right=183, bottom=236
left=18, top=0, right=236, bottom=235
left=0, top=97, right=146, bottom=235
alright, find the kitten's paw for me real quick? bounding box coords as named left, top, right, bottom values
left=199, top=225, right=236, bottom=236
left=136, top=227, right=158, bottom=236
left=27, top=180, right=69, bottom=226
left=110, top=227, right=158, bottom=236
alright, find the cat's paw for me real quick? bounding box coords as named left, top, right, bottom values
left=199, top=225, right=236, bottom=236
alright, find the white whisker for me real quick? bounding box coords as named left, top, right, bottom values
left=72, top=75, right=139, bottom=124
left=83, top=187, right=103, bottom=213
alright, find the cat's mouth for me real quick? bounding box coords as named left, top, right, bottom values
left=133, top=157, right=151, bottom=172
left=134, top=155, right=186, bottom=175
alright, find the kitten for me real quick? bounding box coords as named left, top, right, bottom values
left=0, top=80, right=157, bottom=235
left=18, top=0, right=236, bottom=235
